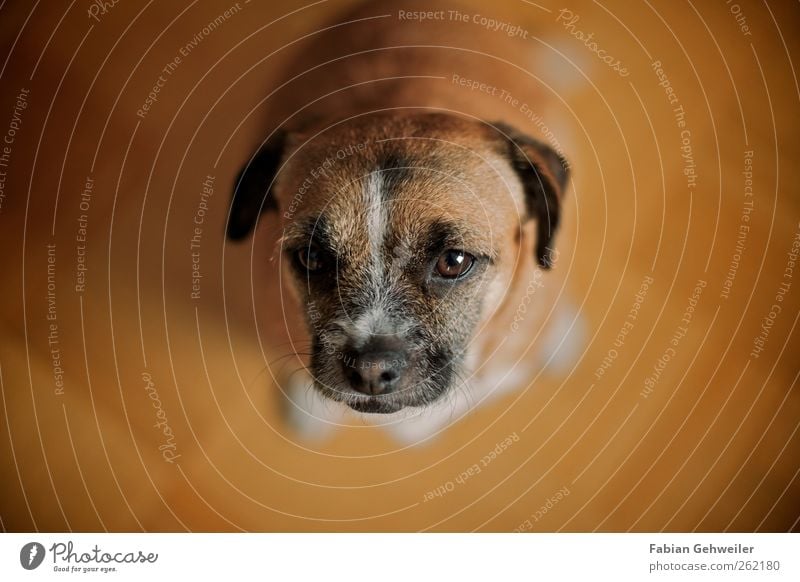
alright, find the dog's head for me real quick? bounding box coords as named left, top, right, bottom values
left=228, top=113, right=568, bottom=413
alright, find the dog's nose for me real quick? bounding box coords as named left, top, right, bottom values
left=342, top=341, right=408, bottom=395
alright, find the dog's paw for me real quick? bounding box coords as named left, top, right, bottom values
left=537, top=300, right=587, bottom=376
left=279, top=370, right=342, bottom=443
left=375, top=415, right=449, bottom=446
left=368, top=396, right=470, bottom=446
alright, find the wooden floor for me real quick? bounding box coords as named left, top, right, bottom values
left=0, top=0, right=798, bottom=532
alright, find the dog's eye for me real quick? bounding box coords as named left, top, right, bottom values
left=435, top=250, right=474, bottom=279
left=297, top=245, right=326, bottom=272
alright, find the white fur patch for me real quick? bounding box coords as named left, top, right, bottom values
left=346, top=171, right=393, bottom=344
left=364, top=171, right=387, bottom=281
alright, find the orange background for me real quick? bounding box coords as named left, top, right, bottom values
left=0, top=0, right=798, bottom=531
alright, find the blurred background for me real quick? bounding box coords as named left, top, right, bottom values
left=0, top=0, right=798, bottom=532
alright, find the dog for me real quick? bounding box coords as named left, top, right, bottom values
left=226, top=0, right=580, bottom=443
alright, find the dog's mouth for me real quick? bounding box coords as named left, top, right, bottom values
left=310, top=359, right=453, bottom=414
left=313, top=379, right=436, bottom=414
left=344, top=395, right=406, bottom=414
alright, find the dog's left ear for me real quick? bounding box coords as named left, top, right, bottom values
left=493, top=122, right=570, bottom=268
left=227, top=129, right=287, bottom=241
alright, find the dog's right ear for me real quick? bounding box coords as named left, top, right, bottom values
left=227, top=129, right=287, bottom=240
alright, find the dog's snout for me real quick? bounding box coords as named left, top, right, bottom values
left=342, top=340, right=408, bottom=395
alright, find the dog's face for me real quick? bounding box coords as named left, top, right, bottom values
left=229, top=113, right=568, bottom=413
